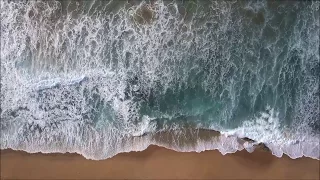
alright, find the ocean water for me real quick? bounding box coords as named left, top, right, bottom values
left=0, top=0, right=319, bottom=160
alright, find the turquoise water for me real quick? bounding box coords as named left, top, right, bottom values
left=1, top=0, right=319, bottom=159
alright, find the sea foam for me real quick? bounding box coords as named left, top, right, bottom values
left=1, top=0, right=319, bottom=160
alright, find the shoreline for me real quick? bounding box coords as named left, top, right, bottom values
left=2, top=127, right=319, bottom=160
left=1, top=145, right=319, bottom=179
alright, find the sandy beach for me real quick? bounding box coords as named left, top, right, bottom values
left=1, top=145, right=319, bottom=180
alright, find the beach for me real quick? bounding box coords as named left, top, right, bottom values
left=1, top=145, right=319, bottom=180
left=1, top=1, right=319, bottom=179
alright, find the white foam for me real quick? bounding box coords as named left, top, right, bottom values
left=221, top=108, right=320, bottom=159
left=1, top=0, right=319, bottom=161
left=1, top=112, right=319, bottom=160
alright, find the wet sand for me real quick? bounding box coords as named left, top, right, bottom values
left=1, top=145, right=319, bottom=180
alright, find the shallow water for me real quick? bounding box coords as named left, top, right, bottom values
left=1, top=0, right=319, bottom=160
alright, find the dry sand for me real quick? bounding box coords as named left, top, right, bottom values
left=1, top=145, right=319, bottom=180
